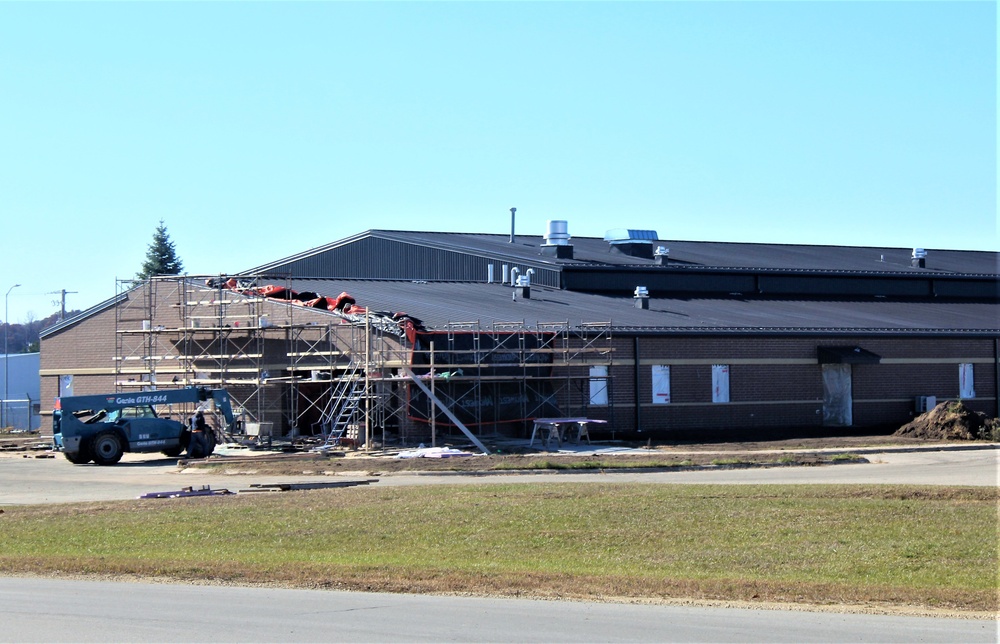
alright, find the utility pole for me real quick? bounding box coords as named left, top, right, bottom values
left=4, top=284, right=21, bottom=429
left=47, top=289, right=78, bottom=321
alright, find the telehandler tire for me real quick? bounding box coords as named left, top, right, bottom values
left=205, top=428, right=218, bottom=456
left=92, top=431, right=124, bottom=466
left=64, top=441, right=93, bottom=465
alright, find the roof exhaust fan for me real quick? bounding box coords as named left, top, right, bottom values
left=911, top=248, right=927, bottom=268
left=633, top=285, right=650, bottom=309
left=541, top=220, right=574, bottom=259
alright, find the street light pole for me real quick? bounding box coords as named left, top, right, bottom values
left=3, top=284, right=20, bottom=430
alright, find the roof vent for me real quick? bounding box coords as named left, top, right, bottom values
left=541, top=220, right=574, bottom=259
left=911, top=248, right=927, bottom=269
left=604, top=228, right=659, bottom=259
left=633, top=285, right=650, bottom=309
left=654, top=245, right=669, bottom=266
left=515, top=274, right=531, bottom=299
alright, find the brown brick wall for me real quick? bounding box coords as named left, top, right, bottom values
left=572, top=334, right=998, bottom=436
left=41, top=284, right=1000, bottom=440
left=40, top=305, right=119, bottom=408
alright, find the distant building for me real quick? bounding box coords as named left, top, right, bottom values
left=39, top=225, right=1000, bottom=444
left=1, top=352, right=41, bottom=431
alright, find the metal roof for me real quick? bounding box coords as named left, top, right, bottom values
left=241, top=230, right=999, bottom=307
left=41, top=231, right=999, bottom=339
left=285, top=278, right=1000, bottom=336
left=292, top=230, right=1000, bottom=275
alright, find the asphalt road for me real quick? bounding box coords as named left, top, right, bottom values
left=1, top=578, right=995, bottom=643
left=1, top=446, right=996, bottom=506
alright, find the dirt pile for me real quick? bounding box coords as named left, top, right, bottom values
left=894, top=401, right=999, bottom=441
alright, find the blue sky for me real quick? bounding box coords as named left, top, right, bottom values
left=1, top=1, right=995, bottom=325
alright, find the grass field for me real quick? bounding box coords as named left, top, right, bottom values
left=1, top=484, right=996, bottom=612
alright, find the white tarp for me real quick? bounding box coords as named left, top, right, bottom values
left=959, top=363, right=975, bottom=399
left=589, top=365, right=608, bottom=405
left=395, top=446, right=473, bottom=459
left=712, top=364, right=730, bottom=403
left=652, top=365, right=671, bottom=404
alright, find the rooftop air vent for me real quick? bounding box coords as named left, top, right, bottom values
left=633, top=285, right=650, bottom=309
left=911, top=248, right=927, bottom=269
left=604, top=228, right=659, bottom=259
left=540, top=220, right=574, bottom=259
left=515, top=274, right=531, bottom=299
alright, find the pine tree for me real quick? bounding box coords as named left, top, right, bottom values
left=137, top=220, right=184, bottom=279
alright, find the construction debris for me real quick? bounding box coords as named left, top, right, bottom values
left=394, top=446, right=474, bottom=459
left=894, top=401, right=999, bottom=441
left=239, top=479, right=377, bottom=492
left=1, top=437, right=49, bottom=452
left=206, top=277, right=425, bottom=340
left=139, top=485, right=233, bottom=499
left=138, top=479, right=376, bottom=499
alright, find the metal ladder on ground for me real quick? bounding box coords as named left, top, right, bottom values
left=320, top=362, right=365, bottom=447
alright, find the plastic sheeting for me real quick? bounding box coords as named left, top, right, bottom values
left=822, top=364, right=852, bottom=426
left=651, top=365, right=671, bottom=404
left=712, top=365, right=730, bottom=403
left=959, top=363, right=975, bottom=399
left=395, top=446, right=473, bottom=459
left=589, top=365, right=608, bottom=406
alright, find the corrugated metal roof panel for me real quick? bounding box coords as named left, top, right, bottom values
left=248, top=233, right=561, bottom=287
left=279, top=278, right=1000, bottom=335
left=370, top=230, right=1000, bottom=275
left=248, top=229, right=999, bottom=279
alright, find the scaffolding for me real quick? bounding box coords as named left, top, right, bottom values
left=114, top=276, right=616, bottom=448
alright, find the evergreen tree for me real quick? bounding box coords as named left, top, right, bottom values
left=137, top=220, right=184, bottom=279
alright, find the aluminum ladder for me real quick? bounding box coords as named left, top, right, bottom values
left=319, top=363, right=365, bottom=447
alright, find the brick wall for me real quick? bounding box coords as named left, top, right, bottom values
left=40, top=283, right=1000, bottom=440
left=562, top=334, right=998, bottom=437
left=39, top=280, right=368, bottom=432
left=40, top=304, right=119, bottom=408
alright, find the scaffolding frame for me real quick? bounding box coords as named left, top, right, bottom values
left=114, top=275, right=615, bottom=448
left=395, top=319, right=615, bottom=444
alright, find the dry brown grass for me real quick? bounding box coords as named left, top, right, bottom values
left=182, top=449, right=850, bottom=476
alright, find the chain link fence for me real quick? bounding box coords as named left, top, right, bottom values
left=1, top=399, right=40, bottom=432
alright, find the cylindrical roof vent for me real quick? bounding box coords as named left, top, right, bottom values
left=541, top=220, right=574, bottom=259
left=544, top=220, right=570, bottom=246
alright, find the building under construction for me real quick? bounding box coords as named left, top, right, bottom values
left=39, top=223, right=1000, bottom=443
left=40, top=272, right=615, bottom=448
